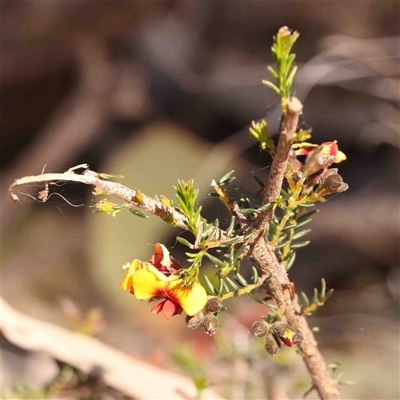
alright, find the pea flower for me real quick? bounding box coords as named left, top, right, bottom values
left=148, top=242, right=181, bottom=275
left=272, top=321, right=297, bottom=347
left=292, top=141, right=347, bottom=164
left=120, top=244, right=208, bottom=320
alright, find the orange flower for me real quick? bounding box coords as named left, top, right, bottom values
left=120, top=244, right=207, bottom=320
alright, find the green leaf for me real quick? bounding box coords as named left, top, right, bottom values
left=226, top=216, right=236, bottom=237
left=280, top=188, right=294, bottom=199
left=243, top=228, right=256, bottom=241
left=233, top=273, right=248, bottom=288
left=208, top=219, right=220, bottom=240
left=262, top=80, right=281, bottom=95
left=229, top=246, right=235, bottom=265
left=194, top=205, right=203, bottom=225
left=176, top=236, right=193, bottom=247
left=98, top=173, right=124, bottom=181
left=253, top=187, right=264, bottom=200
left=248, top=291, right=268, bottom=305
left=264, top=272, right=273, bottom=282
left=251, top=266, right=259, bottom=284
left=296, top=210, right=318, bottom=224
left=325, top=288, right=334, bottom=300
left=204, top=252, right=226, bottom=268
left=291, top=240, right=310, bottom=249
left=226, top=276, right=239, bottom=290
left=284, top=53, right=296, bottom=78
left=219, top=237, right=241, bottom=247
left=292, top=229, right=311, bottom=240
left=234, top=243, right=248, bottom=261
left=129, top=208, right=148, bottom=218
left=301, top=291, right=310, bottom=306
left=267, top=303, right=278, bottom=313
left=203, top=275, right=218, bottom=295
left=294, top=219, right=313, bottom=229
left=286, top=65, right=298, bottom=89
left=277, top=233, right=288, bottom=244
left=112, top=204, right=126, bottom=211
left=253, top=175, right=265, bottom=188
left=258, top=202, right=274, bottom=212
left=222, top=281, right=230, bottom=294
left=313, top=288, right=319, bottom=303
left=299, top=202, right=315, bottom=208
left=283, top=223, right=297, bottom=231
left=239, top=208, right=258, bottom=215
left=321, top=278, right=326, bottom=298
left=285, top=251, right=296, bottom=271
left=275, top=239, right=290, bottom=249
left=218, top=278, right=225, bottom=295
left=267, top=65, right=279, bottom=80
left=218, top=170, right=236, bottom=186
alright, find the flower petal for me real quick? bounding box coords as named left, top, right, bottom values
left=162, top=299, right=180, bottom=320
left=335, top=150, right=347, bottom=163
left=168, top=280, right=208, bottom=316
left=120, top=260, right=142, bottom=290
left=292, top=142, right=317, bottom=155
left=151, top=299, right=166, bottom=315
left=149, top=243, right=171, bottom=269
left=131, top=264, right=177, bottom=300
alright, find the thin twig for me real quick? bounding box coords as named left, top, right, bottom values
left=9, top=165, right=189, bottom=231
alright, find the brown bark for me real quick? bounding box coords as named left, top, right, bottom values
left=249, top=97, right=340, bottom=399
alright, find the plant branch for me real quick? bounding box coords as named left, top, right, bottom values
left=256, top=96, right=303, bottom=232
left=9, top=165, right=189, bottom=230
left=248, top=97, right=340, bottom=399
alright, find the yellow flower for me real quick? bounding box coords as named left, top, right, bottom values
left=133, top=264, right=207, bottom=319
left=120, top=244, right=207, bottom=320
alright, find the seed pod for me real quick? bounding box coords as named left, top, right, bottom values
left=202, top=313, right=219, bottom=336
left=264, top=333, right=281, bottom=356
left=205, top=297, right=223, bottom=313
left=250, top=320, right=270, bottom=338
left=185, top=311, right=204, bottom=329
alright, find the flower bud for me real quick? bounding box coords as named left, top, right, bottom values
left=271, top=321, right=296, bottom=347
left=205, top=297, right=223, bottom=313
left=186, top=311, right=204, bottom=329
left=264, top=333, right=281, bottom=356
left=291, top=171, right=303, bottom=183
left=303, top=146, right=335, bottom=177
left=202, top=313, right=219, bottom=336
left=320, top=173, right=348, bottom=193
left=250, top=320, right=270, bottom=338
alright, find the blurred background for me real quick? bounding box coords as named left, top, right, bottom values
left=2, top=2, right=399, bottom=399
